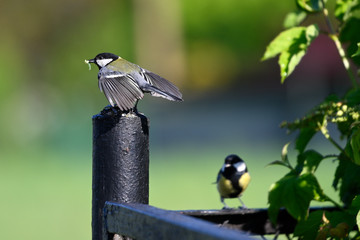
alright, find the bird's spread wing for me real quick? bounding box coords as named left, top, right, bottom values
left=141, top=68, right=183, bottom=101
left=98, top=70, right=144, bottom=111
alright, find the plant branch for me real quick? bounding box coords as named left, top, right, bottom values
left=326, top=195, right=343, bottom=210
left=327, top=134, right=344, bottom=153
left=321, top=0, right=359, bottom=89
left=317, top=121, right=344, bottom=152
left=330, top=34, right=359, bottom=89
left=321, top=4, right=335, bottom=35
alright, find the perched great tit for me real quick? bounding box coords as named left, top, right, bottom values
left=216, top=154, right=251, bottom=209
left=85, top=53, right=183, bottom=111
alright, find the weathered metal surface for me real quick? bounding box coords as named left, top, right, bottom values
left=92, top=106, right=149, bottom=240
left=104, top=202, right=255, bottom=240
left=180, top=207, right=337, bottom=235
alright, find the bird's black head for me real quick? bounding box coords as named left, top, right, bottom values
left=224, top=154, right=244, bottom=165
left=86, top=52, right=119, bottom=69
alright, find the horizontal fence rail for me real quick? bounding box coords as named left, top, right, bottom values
left=103, top=202, right=338, bottom=239
left=180, top=207, right=337, bottom=235
left=103, top=202, right=254, bottom=240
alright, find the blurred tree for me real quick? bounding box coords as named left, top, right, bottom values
left=133, top=0, right=186, bottom=87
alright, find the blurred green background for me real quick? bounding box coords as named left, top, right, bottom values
left=0, top=0, right=351, bottom=239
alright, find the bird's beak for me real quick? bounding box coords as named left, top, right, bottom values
left=85, top=59, right=95, bottom=70
left=85, top=59, right=95, bottom=64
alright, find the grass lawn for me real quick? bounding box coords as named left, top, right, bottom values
left=0, top=143, right=339, bottom=239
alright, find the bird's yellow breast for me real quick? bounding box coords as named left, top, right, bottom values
left=239, top=172, right=250, bottom=192
left=217, top=175, right=237, bottom=198
left=217, top=172, right=251, bottom=198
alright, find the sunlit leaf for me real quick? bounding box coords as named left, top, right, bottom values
left=336, top=0, right=360, bottom=21
left=268, top=172, right=325, bottom=223
left=279, top=48, right=306, bottom=83
left=305, top=24, right=319, bottom=41
left=357, top=210, right=360, bottom=231
left=262, top=27, right=307, bottom=60
left=283, top=11, right=307, bottom=28
left=296, top=0, right=324, bottom=12
left=336, top=0, right=353, bottom=20
left=262, top=25, right=319, bottom=83
left=298, top=150, right=324, bottom=174
left=282, top=142, right=290, bottom=162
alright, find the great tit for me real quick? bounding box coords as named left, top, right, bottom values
left=85, top=53, right=183, bottom=111
left=216, top=154, right=251, bottom=209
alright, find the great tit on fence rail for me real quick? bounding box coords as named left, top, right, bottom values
left=85, top=53, right=183, bottom=111
left=216, top=154, right=251, bottom=209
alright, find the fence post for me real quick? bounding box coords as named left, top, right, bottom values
left=92, top=106, right=149, bottom=240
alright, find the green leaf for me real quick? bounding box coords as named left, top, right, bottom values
left=340, top=18, right=360, bottom=66
left=262, top=25, right=319, bottom=83
left=268, top=172, right=325, bottom=223
left=333, top=157, right=360, bottom=206
left=283, top=11, right=307, bottom=28
left=296, top=128, right=317, bottom=153
left=296, top=0, right=324, bottom=12
left=352, top=42, right=360, bottom=57
left=262, top=27, right=307, bottom=61
left=267, top=160, right=291, bottom=168
left=336, top=0, right=360, bottom=22
left=348, top=195, right=360, bottom=215
left=350, top=127, right=360, bottom=165
left=279, top=48, right=306, bottom=83
left=345, top=88, right=360, bottom=106
left=294, top=210, right=323, bottom=240
left=357, top=210, right=360, bottom=231
left=335, top=0, right=353, bottom=20
left=298, top=150, right=324, bottom=174
left=326, top=210, right=355, bottom=230
left=282, top=142, right=290, bottom=162
left=268, top=142, right=293, bottom=169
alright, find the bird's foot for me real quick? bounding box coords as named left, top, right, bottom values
left=222, top=206, right=233, bottom=210
left=238, top=205, right=248, bottom=210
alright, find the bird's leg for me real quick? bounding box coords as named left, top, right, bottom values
left=238, top=197, right=247, bottom=209
left=128, top=101, right=139, bottom=115
left=221, top=197, right=231, bottom=209
left=131, top=100, right=140, bottom=115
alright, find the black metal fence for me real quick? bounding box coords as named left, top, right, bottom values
left=92, top=106, right=333, bottom=240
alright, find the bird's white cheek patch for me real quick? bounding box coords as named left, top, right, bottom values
left=235, top=162, right=246, bottom=172
left=96, top=59, right=113, bottom=67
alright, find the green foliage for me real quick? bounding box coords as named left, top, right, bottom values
left=283, top=11, right=307, bottom=29
left=262, top=25, right=319, bottom=83
left=263, top=0, right=360, bottom=238
left=293, top=211, right=323, bottom=239
left=296, top=0, right=324, bottom=13
left=352, top=43, right=360, bottom=57
left=268, top=171, right=327, bottom=223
